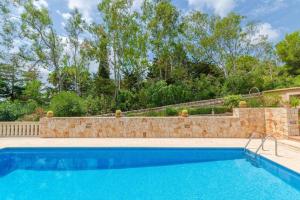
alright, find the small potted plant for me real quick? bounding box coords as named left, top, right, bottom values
left=239, top=101, right=247, bottom=108
left=46, top=111, right=54, bottom=118
left=181, top=109, right=189, bottom=117
left=115, top=110, right=122, bottom=118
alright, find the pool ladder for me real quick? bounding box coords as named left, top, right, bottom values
left=244, top=133, right=278, bottom=158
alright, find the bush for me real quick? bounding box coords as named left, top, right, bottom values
left=224, top=95, right=243, bottom=108
left=262, top=94, right=281, bottom=107
left=290, top=97, right=300, bottom=108
left=188, top=106, right=230, bottom=115
left=165, top=107, right=178, bottom=116
left=142, top=81, right=193, bottom=107
left=189, top=107, right=211, bottom=115
left=115, top=90, right=137, bottom=111
left=214, top=107, right=231, bottom=114
left=85, top=95, right=113, bottom=115
left=247, top=97, right=263, bottom=108
left=0, top=101, right=23, bottom=121
left=50, top=92, right=87, bottom=117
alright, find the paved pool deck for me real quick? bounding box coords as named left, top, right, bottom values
left=0, top=138, right=300, bottom=174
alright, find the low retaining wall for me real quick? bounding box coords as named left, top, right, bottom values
left=40, top=108, right=298, bottom=138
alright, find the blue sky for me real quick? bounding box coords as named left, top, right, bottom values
left=36, top=0, right=300, bottom=43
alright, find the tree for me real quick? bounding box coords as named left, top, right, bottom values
left=0, top=0, right=26, bottom=100
left=23, top=79, right=42, bottom=103
left=147, top=0, right=181, bottom=81
left=98, top=0, right=149, bottom=98
left=85, top=24, right=115, bottom=96
left=184, top=12, right=272, bottom=78
left=21, top=1, right=64, bottom=91
left=276, top=31, right=300, bottom=75
left=65, top=9, right=90, bottom=96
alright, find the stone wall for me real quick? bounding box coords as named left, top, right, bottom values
left=40, top=108, right=299, bottom=138
left=265, top=108, right=299, bottom=137
left=40, top=108, right=272, bottom=138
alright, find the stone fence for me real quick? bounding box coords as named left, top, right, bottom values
left=0, top=122, right=40, bottom=137
left=40, top=108, right=299, bottom=138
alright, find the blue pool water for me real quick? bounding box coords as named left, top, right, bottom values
left=0, top=148, right=300, bottom=200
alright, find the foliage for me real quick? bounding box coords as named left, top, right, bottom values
left=188, top=106, right=230, bottom=115
left=290, top=97, right=300, bottom=108
left=224, top=95, right=243, bottom=108
left=0, top=99, right=38, bottom=121
left=165, top=107, right=178, bottom=116
left=115, top=90, right=137, bottom=111
left=0, top=101, right=23, bottom=121
left=262, top=94, right=282, bottom=107
left=0, top=1, right=300, bottom=118
left=50, top=92, right=87, bottom=117
left=246, top=98, right=263, bottom=108
left=23, top=80, right=42, bottom=103
left=276, top=31, right=300, bottom=75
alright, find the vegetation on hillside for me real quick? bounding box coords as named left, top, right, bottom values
left=0, top=0, right=300, bottom=120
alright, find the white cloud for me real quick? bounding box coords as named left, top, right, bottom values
left=56, top=10, right=72, bottom=20
left=249, top=23, right=280, bottom=44
left=67, top=0, right=99, bottom=22
left=256, top=23, right=280, bottom=42
left=33, top=0, right=48, bottom=9
left=187, top=0, right=235, bottom=17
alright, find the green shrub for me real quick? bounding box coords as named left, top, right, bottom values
left=262, top=94, right=282, bottom=107
left=189, top=107, right=211, bottom=115
left=50, top=91, right=87, bottom=117
left=115, top=90, right=137, bottom=111
left=85, top=95, right=113, bottom=115
left=165, top=107, right=178, bottom=116
left=290, top=97, right=300, bottom=108
left=0, top=101, right=24, bottom=121
left=188, top=106, right=230, bottom=115
left=214, top=107, right=231, bottom=114
left=247, top=97, right=263, bottom=108
left=144, top=110, right=165, bottom=117
left=224, top=95, right=243, bottom=108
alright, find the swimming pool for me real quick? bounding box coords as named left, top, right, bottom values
left=0, top=148, right=299, bottom=200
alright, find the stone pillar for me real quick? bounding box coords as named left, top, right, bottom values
left=264, top=108, right=299, bottom=137
left=287, top=108, right=299, bottom=136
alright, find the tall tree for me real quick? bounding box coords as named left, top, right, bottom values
left=85, top=24, right=115, bottom=96
left=98, top=0, right=149, bottom=96
left=0, top=0, right=26, bottom=99
left=65, top=9, right=89, bottom=96
left=147, top=0, right=181, bottom=81
left=184, top=12, right=271, bottom=78
left=21, top=0, right=64, bottom=92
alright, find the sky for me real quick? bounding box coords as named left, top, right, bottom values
left=39, top=0, right=300, bottom=43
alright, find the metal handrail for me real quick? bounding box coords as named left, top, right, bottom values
left=255, top=135, right=278, bottom=157
left=244, top=132, right=263, bottom=152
